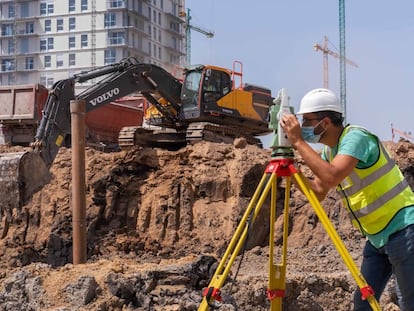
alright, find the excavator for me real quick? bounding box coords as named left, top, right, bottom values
left=0, top=56, right=274, bottom=223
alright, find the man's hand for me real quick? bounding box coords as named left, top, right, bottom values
left=280, top=114, right=303, bottom=148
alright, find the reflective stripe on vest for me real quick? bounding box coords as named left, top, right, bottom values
left=328, top=125, right=414, bottom=235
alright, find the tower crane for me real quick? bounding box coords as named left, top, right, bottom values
left=179, top=8, right=214, bottom=66
left=391, top=124, right=414, bottom=143
left=314, top=36, right=358, bottom=89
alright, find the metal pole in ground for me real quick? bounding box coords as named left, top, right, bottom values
left=70, top=99, right=87, bottom=264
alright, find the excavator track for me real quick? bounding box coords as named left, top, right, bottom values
left=186, top=122, right=263, bottom=147
left=118, top=126, right=187, bottom=150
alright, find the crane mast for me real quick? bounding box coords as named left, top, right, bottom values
left=339, top=0, right=347, bottom=123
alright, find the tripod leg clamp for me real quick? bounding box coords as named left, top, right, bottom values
left=202, top=287, right=223, bottom=304
left=266, top=288, right=285, bottom=300
left=360, top=285, right=375, bottom=300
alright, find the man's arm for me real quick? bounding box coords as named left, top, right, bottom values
left=281, top=114, right=358, bottom=201
left=293, top=140, right=358, bottom=200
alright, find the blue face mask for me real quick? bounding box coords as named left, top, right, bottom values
left=301, top=120, right=326, bottom=143
left=301, top=126, right=322, bottom=143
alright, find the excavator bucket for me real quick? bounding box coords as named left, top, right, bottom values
left=0, top=152, right=50, bottom=216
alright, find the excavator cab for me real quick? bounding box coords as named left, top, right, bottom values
left=181, top=66, right=231, bottom=115
left=179, top=64, right=273, bottom=136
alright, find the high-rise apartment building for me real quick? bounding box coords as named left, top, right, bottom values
left=0, top=0, right=186, bottom=90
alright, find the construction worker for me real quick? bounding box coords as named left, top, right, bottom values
left=280, top=88, right=414, bottom=310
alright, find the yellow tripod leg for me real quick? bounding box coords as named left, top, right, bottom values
left=198, top=172, right=277, bottom=310
left=293, top=171, right=381, bottom=311
left=268, top=175, right=291, bottom=310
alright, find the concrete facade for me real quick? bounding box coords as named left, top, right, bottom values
left=0, top=0, right=185, bottom=90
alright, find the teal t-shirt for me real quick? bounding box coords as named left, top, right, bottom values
left=323, top=127, right=414, bottom=248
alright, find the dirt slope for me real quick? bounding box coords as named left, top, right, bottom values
left=0, top=138, right=412, bottom=310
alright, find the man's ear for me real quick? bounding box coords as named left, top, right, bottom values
left=322, top=116, right=331, bottom=127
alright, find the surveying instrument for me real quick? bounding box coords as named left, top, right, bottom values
left=198, top=89, right=381, bottom=310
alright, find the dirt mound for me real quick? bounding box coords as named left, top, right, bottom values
left=0, top=139, right=412, bottom=310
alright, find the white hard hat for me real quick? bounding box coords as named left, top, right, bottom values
left=297, top=88, right=343, bottom=114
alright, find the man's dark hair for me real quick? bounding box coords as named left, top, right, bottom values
left=316, top=110, right=344, bottom=126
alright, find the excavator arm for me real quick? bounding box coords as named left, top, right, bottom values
left=0, top=57, right=183, bottom=216
left=33, top=57, right=183, bottom=166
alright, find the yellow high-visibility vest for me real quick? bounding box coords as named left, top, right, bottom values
left=325, top=125, right=414, bottom=235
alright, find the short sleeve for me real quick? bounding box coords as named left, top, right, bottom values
left=337, top=128, right=379, bottom=168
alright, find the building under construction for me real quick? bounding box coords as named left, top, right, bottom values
left=0, top=0, right=186, bottom=90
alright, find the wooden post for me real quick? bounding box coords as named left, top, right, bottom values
left=70, top=99, right=87, bottom=264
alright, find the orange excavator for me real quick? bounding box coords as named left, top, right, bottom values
left=0, top=57, right=275, bottom=222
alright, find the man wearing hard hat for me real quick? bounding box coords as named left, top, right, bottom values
left=281, top=88, right=414, bottom=310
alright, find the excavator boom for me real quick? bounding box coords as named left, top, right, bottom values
left=34, top=59, right=182, bottom=166
left=0, top=57, right=275, bottom=226
left=0, top=57, right=183, bottom=216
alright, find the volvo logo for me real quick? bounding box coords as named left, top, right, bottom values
left=89, top=88, right=120, bottom=106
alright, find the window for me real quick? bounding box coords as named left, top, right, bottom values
left=81, top=0, right=88, bottom=11
left=104, top=13, right=116, bottom=28
left=1, top=59, right=15, bottom=71
left=171, top=37, right=177, bottom=49
left=69, top=36, right=76, bottom=49
left=69, top=17, right=76, bottom=31
left=172, top=3, right=178, bottom=15
left=40, top=39, right=47, bottom=51
left=48, top=37, right=54, bottom=50
left=20, top=3, right=30, bottom=18
left=7, top=40, right=15, bottom=54
left=8, top=4, right=15, bottom=18
left=57, top=19, right=64, bottom=32
left=40, top=3, right=46, bottom=15
left=56, top=54, right=64, bottom=67
left=69, top=54, right=76, bottom=66
left=44, top=55, right=51, bottom=68
left=48, top=3, right=54, bottom=14
left=40, top=75, right=54, bottom=88
left=25, top=57, right=34, bottom=70
left=41, top=37, right=54, bottom=51
left=26, top=22, right=34, bottom=34
left=1, top=24, right=14, bottom=36
left=20, top=38, right=29, bottom=54
left=170, top=21, right=179, bottom=33
left=108, top=0, right=124, bottom=8
left=40, top=2, right=54, bottom=15
left=104, top=49, right=116, bottom=64
left=81, top=34, right=88, bottom=48
left=45, top=20, right=52, bottom=32
left=158, top=12, right=161, bottom=26
left=108, top=32, right=124, bottom=45
left=69, top=0, right=75, bottom=12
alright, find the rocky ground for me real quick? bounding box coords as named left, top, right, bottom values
left=0, top=138, right=413, bottom=310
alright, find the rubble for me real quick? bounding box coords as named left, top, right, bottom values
left=0, top=139, right=412, bottom=310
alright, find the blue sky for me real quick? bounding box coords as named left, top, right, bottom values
left=185, top=1, right=414, bottom=147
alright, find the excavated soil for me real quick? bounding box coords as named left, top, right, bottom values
left=0, top=138, right=413, bottom=310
